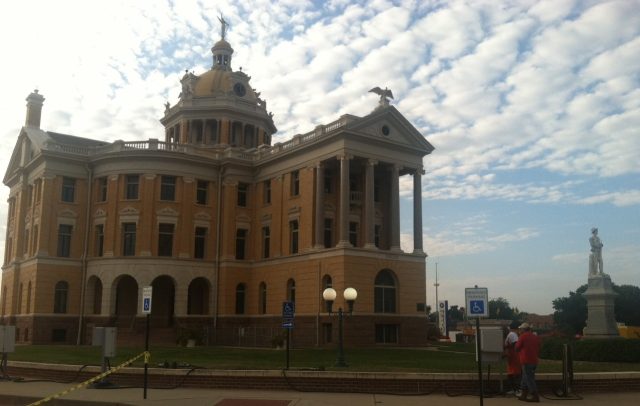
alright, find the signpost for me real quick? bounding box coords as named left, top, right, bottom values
left=282, top=301, right=295, bottom=370
left=465, top=286, right=488, bottom=406
left=438, top=300, right=448, bottom=338
left=142, top=286, right=152, bottom=399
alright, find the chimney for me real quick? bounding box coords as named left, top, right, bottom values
left=25, top=89, right=45, bottom=128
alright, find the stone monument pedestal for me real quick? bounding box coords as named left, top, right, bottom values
left=583, top=274, right=619, bottom=339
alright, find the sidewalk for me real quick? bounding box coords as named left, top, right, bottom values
left=1, top=381, right=639, bottom=406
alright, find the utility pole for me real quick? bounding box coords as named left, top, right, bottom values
left=434, top=262, right=440, bottom=310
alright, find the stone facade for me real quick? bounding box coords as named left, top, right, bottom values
left=1, top=34, right=434, bottom=348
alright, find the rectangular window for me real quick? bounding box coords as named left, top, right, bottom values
left=158, top=223, right=174, bottom=256
left=291, top=170, right=300, bottom=196
left=374, top=224, right=381, bottom=248
left=324, top=219, right=333, bottom=248
left=375, top=324, right=399, bottom=344
left=194, top=227, right=207, bottom=259
left=61, top=177, right=75, bottom=202
left=237, top=183, right=248, bottom=207
left=290, top=220, right=299, bottom=254
left=262, top=226, right=270, bottom=258
left=160, top=175, right=176, bottom=201
left=95, top=225, right=104, bottom=257
left=349, top=222, right=358, bottom=247
left=324, top=169, right=332, bottom=194
left=51, top=329, right=67, bottom=343
left=98, top=177, right=108, bottom=202
left=235, top=228, right=247, bottom=260
left=122, top=223, right=136, bottom=256
left=125, top=175, right=139, bottom=200
left=196, top=180, right=208, bottom=205
left=323, top=323, right=333, bottom=344
left=374, top=177, right=381, bottom=203
left=263, top=180, right=271, bottom=204
left=57, top=224, right=72, bottom=257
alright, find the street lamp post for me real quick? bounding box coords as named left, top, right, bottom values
left=322, top=287, right=358, bottom=367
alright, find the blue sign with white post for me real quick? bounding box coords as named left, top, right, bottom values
left=282, top=301, right=295, bottom=329
left=142, top=286, right=152, bottom=314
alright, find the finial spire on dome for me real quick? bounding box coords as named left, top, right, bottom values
left=211, top=13, right=234, bottom=70
left=218, top=13, right=229, bottom=40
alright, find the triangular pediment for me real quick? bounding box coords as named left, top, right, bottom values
left=347, top=106, right=434, bottom=155
left=3, top=127, right=48, bottom=185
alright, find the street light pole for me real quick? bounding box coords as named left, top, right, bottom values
left=434, top=262, right=439, bottom=321
left=323, top=287, right=357, bottom=368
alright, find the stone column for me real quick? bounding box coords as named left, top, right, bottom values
left=413, top=168, right=424, bottom=254
left=314, top=161, right=325, bottom=250
left=364, top=159, right=377, bottom=249
left=390, top=164, right=401, bottom=251
left=336, top=154, right=351, bottom=248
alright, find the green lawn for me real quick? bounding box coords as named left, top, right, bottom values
left=10, top=343, right=640, bottom=373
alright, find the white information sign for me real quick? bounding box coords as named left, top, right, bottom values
left=142, top=286, right=153, bottom=314
left=465, top=287, right=488, bottom=318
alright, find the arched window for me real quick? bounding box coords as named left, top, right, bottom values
left=259, top=282, right=267, bottom=314
left=54, top=281, right=69, bottom=314
left=322, top=274, right=332, bottom=291
left=374, top=270, right=396, bottom=313
left=287, top=279, right=296, bottom=303
left=235, top=283, right=246, bottom=314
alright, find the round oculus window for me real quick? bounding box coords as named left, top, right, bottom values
left=381, top=125, right=390, bottom=136
left=233, top=82, right=246, bottom=97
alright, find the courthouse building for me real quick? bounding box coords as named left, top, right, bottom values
left=1, top=31, right=434, bottom=347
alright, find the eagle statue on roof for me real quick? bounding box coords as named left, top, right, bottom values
left=369, top=86, right=394, bottom=108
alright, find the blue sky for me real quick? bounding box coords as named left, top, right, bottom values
left=1, top=0, right=638, bottom=314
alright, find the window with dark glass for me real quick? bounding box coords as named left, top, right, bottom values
left=374, top=270, right=397, bottom=313
left=160, top=175, right=176, bottom=201
left=291, top=170, right=300, bottom=196
left=235, top=284, right=246, bottom=314
left=349, top=222, right=358, bottom=246
left=324, top=219, right=333, bottom=248
left=374, top=177, right=381, bottom=202
left=237, top=183, right=248, bottom=207
left=287, top=279, right=296, bottom=303
left=375, top=324, right=398, bottom=343
left=122, top=223, right=136, bottom=256
left=196, top=180, right=208, bottom=205
left=259, top=282, right=267, bottom=314
left=262, top=226, right=270, bottom=259
left=158, top=223, right=174, bottom=256
left=57, top=224, right=72, bottom=257
left=374, top=224, right=381, bottom=248
left=98, top=177, right=108, bottom=202
left=194, top=227, right=207, bottom=259
left=235, top=228, right=247, bottom=260
left=324, top=169, right=332, bottom=194
left=125, top=175, right=139, bottom=200
left=95, top=224, right=104, bottom=257
left=53, top=281, right=68, bottom=314
left=263, top=180, right=271, bottom=204
left=61, top=177, right=75, bottom=202
left=289, top=220, right=299, bottom=254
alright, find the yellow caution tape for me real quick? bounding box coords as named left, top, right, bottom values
left=27, top=351, right=150, bottom=406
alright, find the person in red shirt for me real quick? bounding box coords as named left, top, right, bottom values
left=515, top=323, right=541, bottom=402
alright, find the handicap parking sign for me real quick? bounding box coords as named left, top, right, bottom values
left=465, top=287, right=488, bottom=318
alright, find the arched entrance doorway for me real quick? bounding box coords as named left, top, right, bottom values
left=151, top=275, right=175, bottom=327
left=114, top=275, right=138, bottom=321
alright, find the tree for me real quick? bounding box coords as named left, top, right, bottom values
left=552, top=283, right=640, bottom=335
left=552, top=285, right=588, bottom=335
left=614, top=285, right=640, bottom=326
left=488, top=297, right=517, bottom=320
